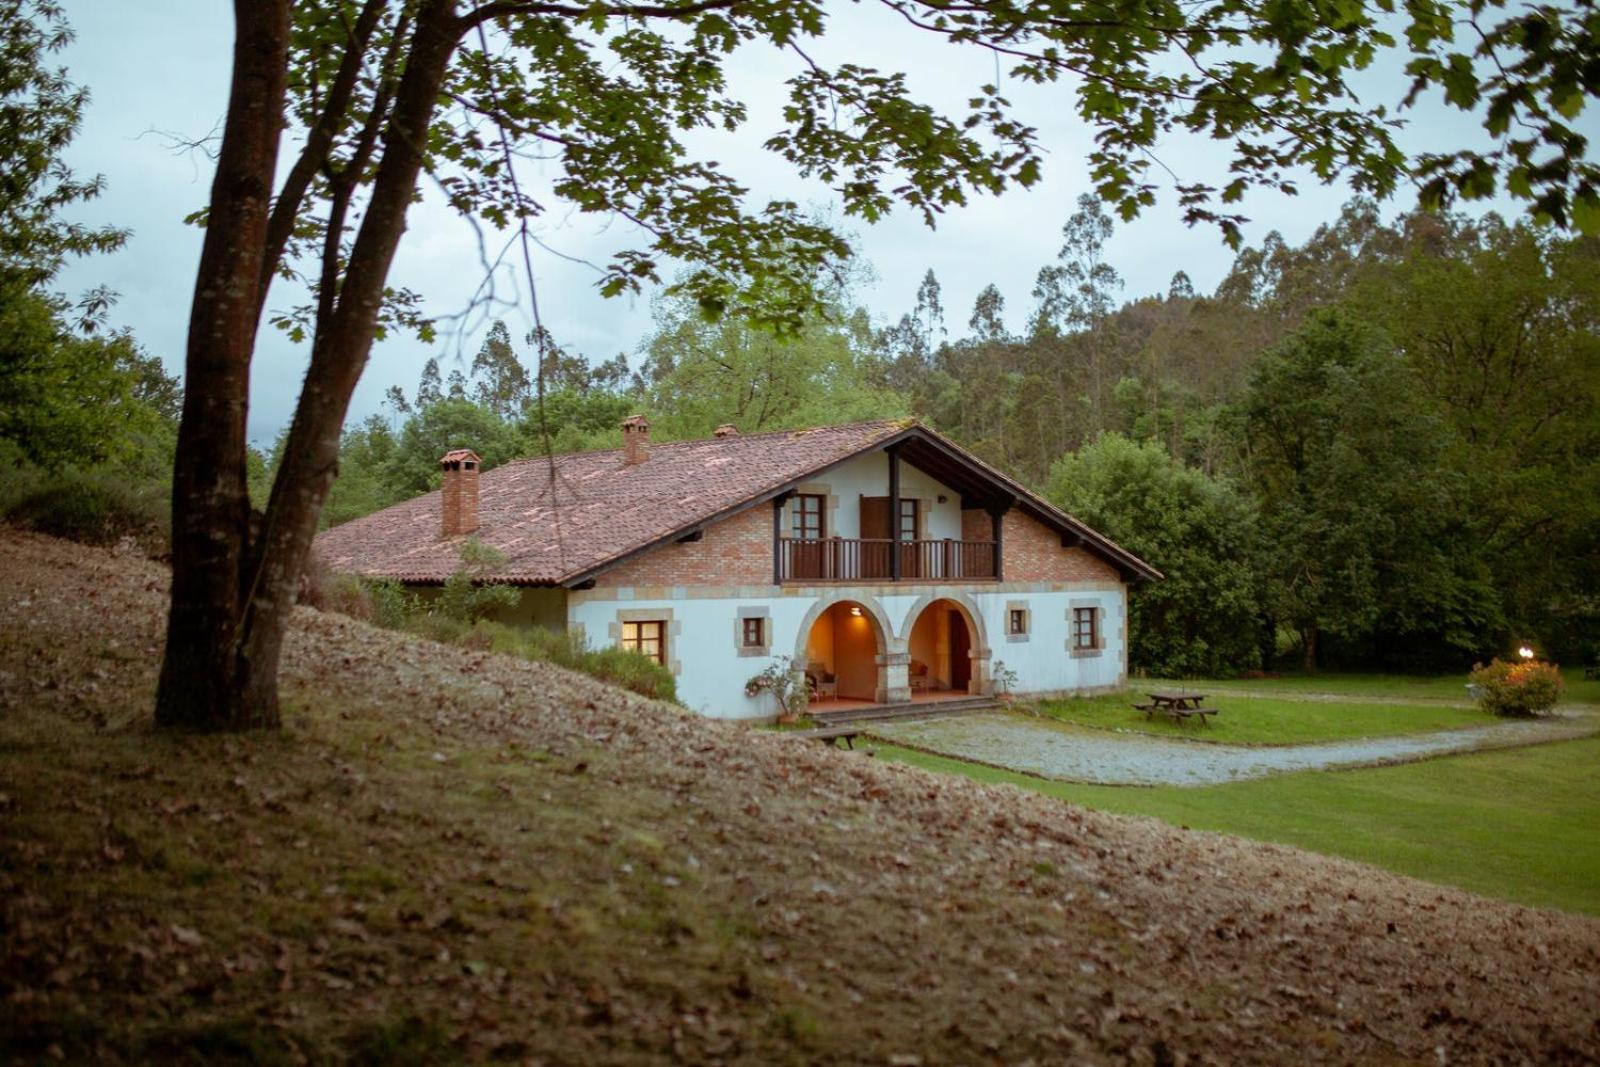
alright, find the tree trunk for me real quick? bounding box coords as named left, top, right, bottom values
left=155, top=0, right=292, bottom=731
left=158, top=0, right=461, bottom=729
left=1301, top=623, right=1319, bottom=674
left=233, top=0, right=462, bottom=717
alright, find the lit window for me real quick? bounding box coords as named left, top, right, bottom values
left=1009, top=608, right=1027, bottom=636
left=1072, top=607, right=1099, bottom=650
left=742, top=617, right=765, bottom=648
left=621, top=620, right=666, bottom=664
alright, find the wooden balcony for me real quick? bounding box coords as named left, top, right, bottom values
left=778, top=537, right=998, bottom=583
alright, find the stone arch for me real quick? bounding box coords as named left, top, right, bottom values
left=898, top=591, right=992, bottom=696
left=792, top=594, right=899, bottom=704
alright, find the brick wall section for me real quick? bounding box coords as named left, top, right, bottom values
left=960, top=508, right=990, bottom=542
left=593, top=505, right=771, bottom=587
left=1003, top=510, right=1120, bottom=582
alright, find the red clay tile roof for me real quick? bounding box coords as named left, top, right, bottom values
left=313, top=418, right=1160, bottom=585
left=314, top=420, right=908, bottom=585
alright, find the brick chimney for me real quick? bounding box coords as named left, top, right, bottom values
left=440, top=449, right=481, bottom=537
left=621, top=414, right=650, bottom=466
left=713, top=424, right=739, bottom=438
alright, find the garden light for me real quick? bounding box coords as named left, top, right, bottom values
left=1518, top=646, right=1536, bottom=660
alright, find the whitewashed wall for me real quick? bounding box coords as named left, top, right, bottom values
left=567, top=582, right=1127, bottom=719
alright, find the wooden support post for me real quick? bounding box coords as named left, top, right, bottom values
left=987, top=497, right=1011, bottom=582
left=888, top=447, right=901, bottom=581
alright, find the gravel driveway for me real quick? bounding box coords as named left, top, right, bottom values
left=868, top=712, right=1596, bottom=786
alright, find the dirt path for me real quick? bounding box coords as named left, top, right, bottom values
left=3, top=530, right=1598, bottom=1064
left=870, top=712, right=1597, bottom=786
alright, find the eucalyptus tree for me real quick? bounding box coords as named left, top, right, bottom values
left=161, top=0, right=1600, bottom=729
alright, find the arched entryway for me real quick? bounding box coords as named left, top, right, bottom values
left=796, top=598, right=889, bottom=704
left=902, top=596, right=989, bottom=696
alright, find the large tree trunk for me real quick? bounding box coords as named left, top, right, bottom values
left=158, top=0, right=461, bottom=730
left=155, top=0, right=292, bottom=731
left=233, top=0, right=462, bottom=718
left=1301, top=623, right=1319, bottom=674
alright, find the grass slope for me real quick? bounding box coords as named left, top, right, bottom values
left=875, top=738, right=1600, bottom=915
left=1035, top=691, right=1487, bottom=745
left=2, top=531, right=1598, bottom=1063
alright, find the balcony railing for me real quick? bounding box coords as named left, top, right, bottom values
left=778, top=537, right=997, bottom=583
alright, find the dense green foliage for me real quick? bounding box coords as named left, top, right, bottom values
left=1047, top=435, right=1259, bottom=676
left=0, top=4, right=177, bottom=550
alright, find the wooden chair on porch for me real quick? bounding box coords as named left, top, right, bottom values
left=806, top=662, right=838, bottom=701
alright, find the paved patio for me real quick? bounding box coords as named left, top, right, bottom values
left=866, top=712, right=1595, bottom=787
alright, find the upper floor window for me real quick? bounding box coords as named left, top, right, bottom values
left=793, top=494, right=825, bottom=540
left=1072, top=607, right=1099, bottom=650
left=898, top=498, right=919, bottom=540
left=622, top=620, right=666, bottom=664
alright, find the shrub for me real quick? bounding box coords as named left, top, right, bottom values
left=364, top=579, right=415, bottom=630
left=1469, top=658, right=1565, bottom=717
left=435, top=538, right=519, bottom=622
left=2, top=465, right=169, bottom=552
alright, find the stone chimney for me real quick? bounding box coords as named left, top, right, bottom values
left=713, top=424, right=739, bottom=438
left=440, top=449, right=481, bottom=538
left=621, top=414, right=650, bottom=466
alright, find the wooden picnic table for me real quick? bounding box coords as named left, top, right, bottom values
left=1148, top=691, right=1207, bottom=710
left=1134, top=691, right=1219, bottom=726
left=785, top=725, right=862, bottom=749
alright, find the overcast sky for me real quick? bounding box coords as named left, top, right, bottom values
left=53, top=2, right=1591, bottom=445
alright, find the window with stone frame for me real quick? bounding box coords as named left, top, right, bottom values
left=741, top=616, right=765, bottom=649
left=1008, top=607, right=1028, bottom=636
left=622, top=620, right=667, bottom=664
left=1071, top=606, right=1099, bottom=651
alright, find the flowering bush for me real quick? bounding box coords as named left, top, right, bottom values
left=1469, top=658, right=1564, bottom=717
left=746, top=656, right=808, bottom=723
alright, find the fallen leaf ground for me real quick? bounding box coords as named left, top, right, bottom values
left=2, top=531, right=1597, bottom=1064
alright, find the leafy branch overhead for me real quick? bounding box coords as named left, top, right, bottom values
left=257, top=0, right=1598, bottom=348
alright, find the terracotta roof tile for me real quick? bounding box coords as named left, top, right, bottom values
left=314, top=420, right=909, bottom=585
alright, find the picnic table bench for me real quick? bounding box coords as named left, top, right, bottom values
left=1134, top=691, right=1219, bottom=727
left=1585, top=665, right=1600, bottom=681
left=787, top=725, right=863, bottom=749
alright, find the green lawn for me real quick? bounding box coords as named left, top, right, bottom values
left=873, top=736, right=1600, bottom=915
left=1036, top=690, right=1487, bottom=745
left=1141, top=667, right=1600, bottom=705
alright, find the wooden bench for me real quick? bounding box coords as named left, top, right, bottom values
left=788, top=725, right=863, bottom=749
left=1585, top=665, right=1600, bottom=681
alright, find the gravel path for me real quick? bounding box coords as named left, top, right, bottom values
left=869, top=712, right=1597, bottom=786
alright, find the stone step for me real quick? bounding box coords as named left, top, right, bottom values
left=810, top=697, right=1000, bottom=726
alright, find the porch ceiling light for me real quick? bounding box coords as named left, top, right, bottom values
left=850, top=606, right=862, bottom=616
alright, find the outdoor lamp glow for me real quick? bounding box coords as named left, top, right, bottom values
left=1518, top=645, right=1536, bottom=660
left=850, top=606, right=862, bottom=617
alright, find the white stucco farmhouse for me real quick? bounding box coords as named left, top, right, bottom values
left=315, top=418, right=1161, bottom=719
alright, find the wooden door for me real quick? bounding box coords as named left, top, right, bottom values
left=949, top=610, right=971, bottom=691
left=859, top=496, right=890, bottom=578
